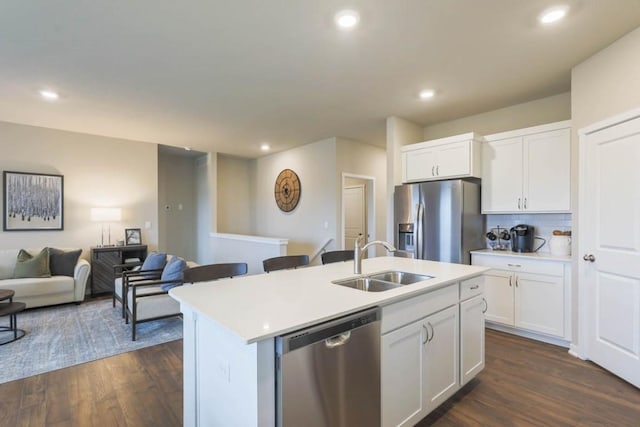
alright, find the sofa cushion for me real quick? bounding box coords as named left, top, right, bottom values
left=0, top=276, right=74, bottom=298
left=14, top=248, right=51, bottom=279
left=160, top=256, right=186, bottom=291
left=0, top=249, right=20, bottom=280
left=48, top=248, right=82, bottom=277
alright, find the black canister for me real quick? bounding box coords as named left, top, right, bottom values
left=510, top=224, right=535, bottom=252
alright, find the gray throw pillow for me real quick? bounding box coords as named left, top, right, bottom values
left=48, top=248, right=82, bottom=277
left=14, top=248, right=52, bottom=279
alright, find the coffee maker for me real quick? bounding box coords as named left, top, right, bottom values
left=510, top=224, right=535, bottom=252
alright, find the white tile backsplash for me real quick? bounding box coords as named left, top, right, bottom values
left=484, top=213, right=572, bottom=253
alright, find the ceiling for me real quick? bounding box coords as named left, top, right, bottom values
left=1, top=1, right=639, bottom=158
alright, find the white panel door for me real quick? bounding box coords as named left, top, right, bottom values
left=403, top=147, right=437, bottom=182
left=343, top=185, right=366, bottom=250
left=481, top=137, right=523, bottom=213
left=435, top=141, right=470, bottom=178
left=381, top=320, right=425, bottom=427
left=581, top=114, right=640, bottom=388
left=514, top=272, right=564, bottom=337
left=460, top=294, right=485, bottom=385
left=483, top=269, right=514, bottom=326
left=524, top=128, right=571, bottom=212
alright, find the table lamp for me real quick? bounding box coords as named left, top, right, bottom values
left=90, top=207, right=122, bottom=247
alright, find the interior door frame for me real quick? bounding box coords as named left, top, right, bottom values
left=341, top=173, right=375, bottom=251
left=577, top=106, right=640, bottom=360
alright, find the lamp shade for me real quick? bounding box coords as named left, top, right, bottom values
left=90, top=207, right=122, bottom=222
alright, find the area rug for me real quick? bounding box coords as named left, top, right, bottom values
left=0, top=297, right=183, bottom=384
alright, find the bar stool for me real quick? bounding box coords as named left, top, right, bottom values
left=0, top=289, right=26, bottom=345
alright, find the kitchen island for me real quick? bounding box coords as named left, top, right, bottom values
left=170, top=256, right=488, bottom=426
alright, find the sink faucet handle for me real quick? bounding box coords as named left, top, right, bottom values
left=356, top=234, right=366, bottom=247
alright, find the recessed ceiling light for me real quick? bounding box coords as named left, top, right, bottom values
left=260, top=143, right=271, bottom=152
left=39, top=89, right=59, bottom=100
left=334, top=10, right=360, bottom=29
left=419, top=89, right=436, bottom=100
left=184, top=147, right=192, bottom=151
left=539, top=6, right=569, bottom=25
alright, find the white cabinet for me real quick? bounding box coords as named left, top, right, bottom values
left=402, top=133, right=482, bottom=183
left=459, top=277, right=485, bottom=386
left=482, top=121, right=571, bottom=213
left=381, top=284, right=460, bottom=427
left=472, top=253, right=571, bottom=342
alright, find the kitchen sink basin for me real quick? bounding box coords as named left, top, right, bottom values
left=332, top=277, right=401, bottom=292
left=367, top=270, right=433, bottom=285
left=332, top=270, right=434, bottom=292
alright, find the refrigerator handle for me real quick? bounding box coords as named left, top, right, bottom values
left=416, top=203, right=424, bottom=259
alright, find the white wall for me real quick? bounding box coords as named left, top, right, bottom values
left=0, top=121, right=159, bottom=257
left=570, top=25, right=640, bottom=347
left=253, top=138, right=338, bottom=257
left=158, top=148, right=198, bottom=261
left=217, top=155, right=253, bottom=234
left=195, top=153, right=216, bottom=264
left=422, top=92, right=571, bottom=141
left=336, top=138, right=387, bottom=255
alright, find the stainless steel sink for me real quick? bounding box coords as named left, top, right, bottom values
left=367, top=270, right=433, bottom=285
left=332, top=270, right=433, bottom=292
left=332, top=277, right=401, bottom=292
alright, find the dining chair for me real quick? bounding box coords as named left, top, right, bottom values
left=183, top=263, right=248, bottom=283
left=321, top=250, right=355, bottom=265
left=263, top=255, right=309, bottom=273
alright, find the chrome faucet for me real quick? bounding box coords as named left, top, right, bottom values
left=354, top=236, right=396, bottom=275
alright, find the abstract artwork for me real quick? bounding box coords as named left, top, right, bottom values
left=3, top=171, right=64, bottom=231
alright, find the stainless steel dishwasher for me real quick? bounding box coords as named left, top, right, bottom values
left=275, top=307, right=381, bottom=427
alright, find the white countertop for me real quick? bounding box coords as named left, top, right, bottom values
left=170, top=256, right=487, bottom=344
left=471, top=249, right=571, bottom=262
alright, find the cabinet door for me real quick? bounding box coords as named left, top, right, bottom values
left=403, top=147, right=437, bottom=182
left=91, top=249, right=121, bottom=295
left=460, top=295, right=485, bottom=385
left=481, top=137, right=523, bottom=213
left=435, top=141, right=470, bottom=178
left=515, top=272, right=564, bottom=337
left=483, top=269, right=514, bottom=326
left=381, top=320, right=425, bottom=427
left=423, top=305, right=459, bottom=414
left=524, top=128, right=571, bottom=212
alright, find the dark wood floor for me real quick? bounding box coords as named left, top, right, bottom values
left=1, top=330, right=639, bottom=426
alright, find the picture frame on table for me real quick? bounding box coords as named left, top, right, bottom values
left=3, top=171, right=64, bottom=231
left=125, top=228, right=142, bottom=245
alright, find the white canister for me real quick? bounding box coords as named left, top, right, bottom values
left=549, top=235, right=571, bottom=256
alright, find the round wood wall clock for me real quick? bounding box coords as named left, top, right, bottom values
left=274, top=169, right=301, bottom=212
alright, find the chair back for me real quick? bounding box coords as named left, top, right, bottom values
left=321, top=250, right=355, bottom=265
left=183, top=263, right=248, bottom=283
left=263, top=255, right=309, bottom=273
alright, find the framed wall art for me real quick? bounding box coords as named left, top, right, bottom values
left=125, top=228, right=142, bottom=245
left=3, top=171, right=64, bottom=231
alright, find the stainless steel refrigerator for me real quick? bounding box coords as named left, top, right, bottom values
left=394, top=179, right=483, bottom=264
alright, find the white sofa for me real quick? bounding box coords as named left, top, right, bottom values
left=0, top=248, right=90, bottom=308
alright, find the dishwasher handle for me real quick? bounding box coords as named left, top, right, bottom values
left=325, top=331, right=351, bottom=348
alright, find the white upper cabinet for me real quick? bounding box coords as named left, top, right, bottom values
left=402, top=133, right=482, bottom=183
left=481, top=121, right=571, bottom=213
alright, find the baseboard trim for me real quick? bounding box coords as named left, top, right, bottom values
left=486, top=322, right=571, bottom=348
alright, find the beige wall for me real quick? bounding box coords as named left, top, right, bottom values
left=158, top=148, right=198, bottom=261
left=423, top=92, right=571, bottom=140
left=217, top=155, right=253, bottom=234
left=0, top=121, right=159, bottom=256
left=253, top=138, right=338, bottom=257
left=336, top=138, right=387, bottom=254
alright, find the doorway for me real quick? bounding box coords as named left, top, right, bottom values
left=342, top=174, right=375, bottom=252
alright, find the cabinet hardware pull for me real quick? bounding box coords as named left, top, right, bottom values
left=482, top=298, right=488, bottom=314
left=427, top=322, right=435, bottom=342
left=524, top=197, right=527, bottom=209
left=507, top=263, right=521, bottom=268
left=436, top=165, right=439, bottom=176
left=518, top=198, right=521, bottom=209
left=431, top=166, right=435, bottom=176
left=508, top=275, right=512, bottom=287
left=583, top=254, right=596, bottom=262
left=470, top=285, right=479, bottom=290
left=515, top=276, right=519, bottom=287
left=422, top=324, right=428, bottom=345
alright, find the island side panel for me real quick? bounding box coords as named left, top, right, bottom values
left=181, top=305, right=276, bottom=427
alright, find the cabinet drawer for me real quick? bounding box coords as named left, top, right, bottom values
left=472, top=255, right=564, bottom=277
left=460, top=276, right=484, bottom=300
left=382, top=284, right=458, bottom=334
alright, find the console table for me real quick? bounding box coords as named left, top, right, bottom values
left=90, top=245, right=148, bottom=296
left=0, top=289, right=26, bottom=345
